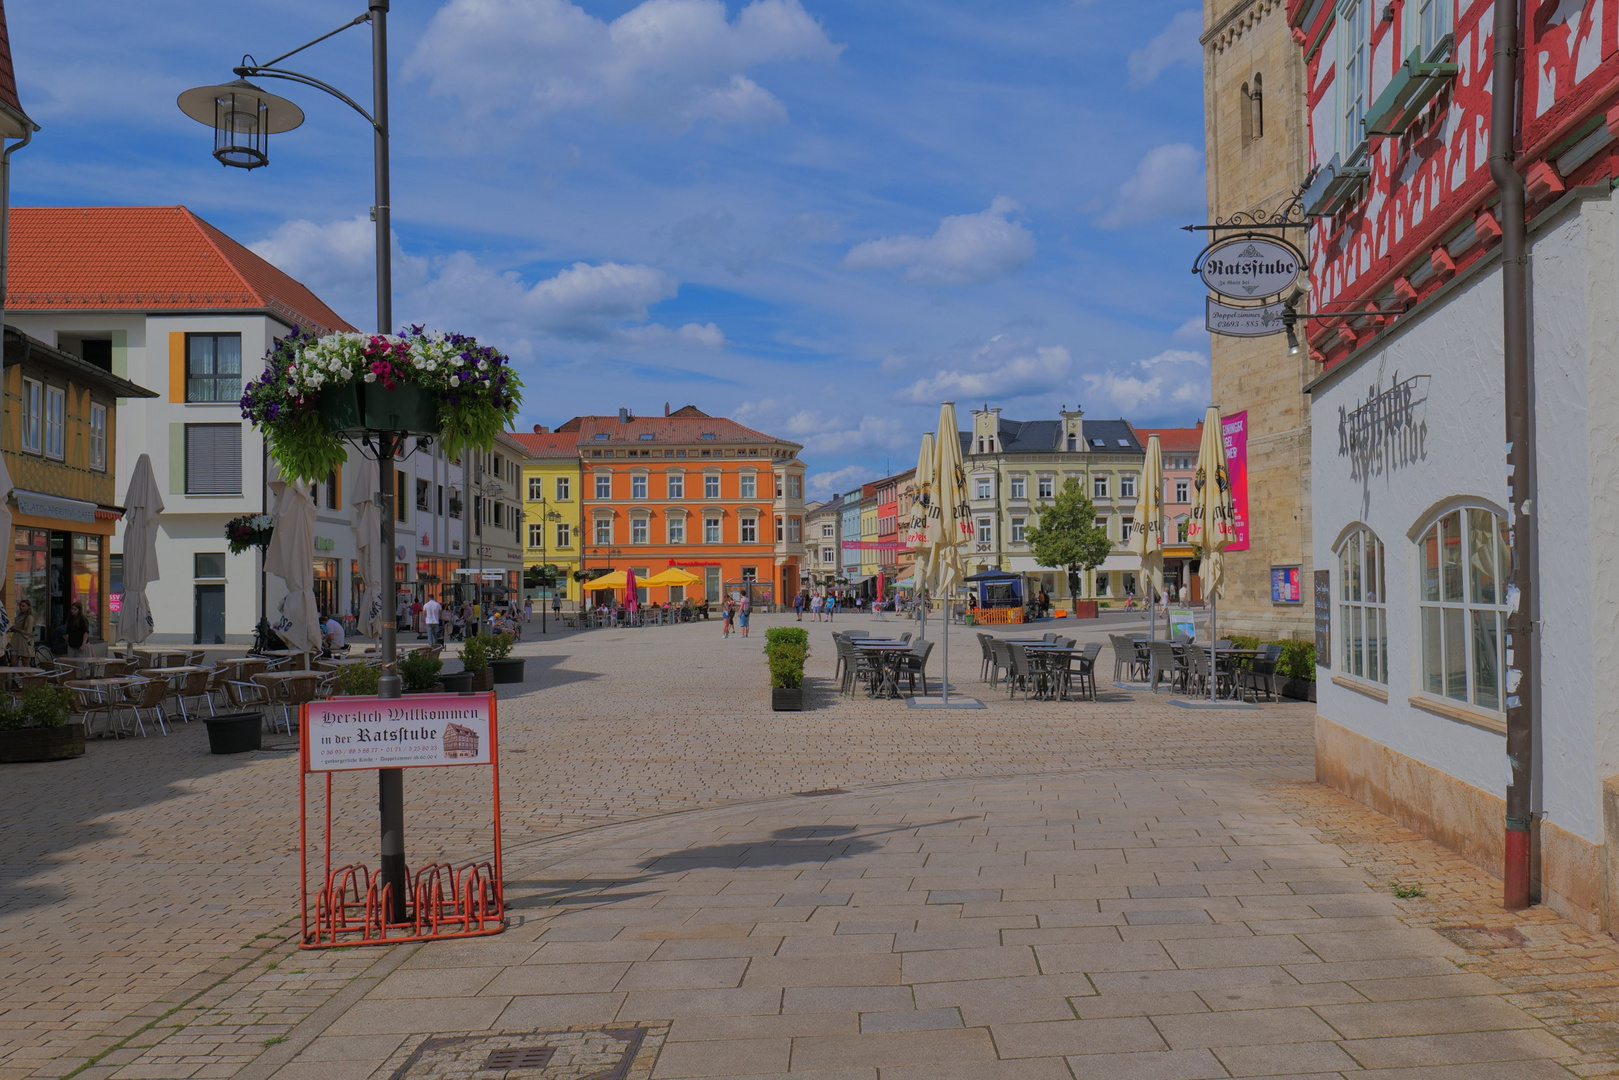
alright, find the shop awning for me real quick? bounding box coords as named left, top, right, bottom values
left=13, top=489, right=96, bottom=523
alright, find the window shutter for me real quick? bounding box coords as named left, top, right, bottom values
left=169, top=333, right=185, bottom=403
left=184, top=423, right=243, bottom=494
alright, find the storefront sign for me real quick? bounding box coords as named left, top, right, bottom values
left=1220, top=412, right=1250, bottom=552
left=1205, top=297, right=1287, bottom=337
left=14, top=490, right=96, bottom=523
left=1197, top=236, right=1303, bottom=299
left=1314, top=570, right=1332, bottom=666
left=1338, top=373, right=1429, bottom=481
left=1271, top=566, right=1302, bottom=603
left=304, top=692, right=496, bottom=772
left=109, top=592, right=122, bottom=613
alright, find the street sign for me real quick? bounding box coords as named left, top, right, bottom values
left=1205, top=297, right=1287, bottom=337
left=304, top=693, right=496, bottom=772
left=1197, top=235, right=1303, bottom=300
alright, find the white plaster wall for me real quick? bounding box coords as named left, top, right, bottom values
left=1311, top=190, right=1616, bottom=843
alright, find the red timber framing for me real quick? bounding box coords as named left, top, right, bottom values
left=1287, top=0, right=1619, bottom=370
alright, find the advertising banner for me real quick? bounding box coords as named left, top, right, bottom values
left=1271, top=565, right=1302, bottom=603
left=304, top=692, right=496, bottom=772
left=1221, top=411, right=1250, bottom=551
left=1170, top=607, right=1197, bottom=641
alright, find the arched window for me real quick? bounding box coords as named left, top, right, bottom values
left=1336, top=526, right=1387, bottom=683
left=1417, top=507, right=1510, bottom=710
left=1250, top=73, right=1263, bottom=140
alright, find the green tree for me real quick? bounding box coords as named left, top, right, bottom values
left=1026, top=477, right=1113, bottom=599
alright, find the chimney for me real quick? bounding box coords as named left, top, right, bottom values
left=532, top=423, right=549, bottom=434
left=619, top=407, right=631, bottom=423
left=664, top=402, right=671, bottom=416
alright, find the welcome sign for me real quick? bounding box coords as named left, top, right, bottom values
left=303, top=693, right=496, bottom=772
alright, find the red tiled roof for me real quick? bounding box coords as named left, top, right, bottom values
left=6, top=206, right=356, bottom=334
left=1130, top=424, right=1203, bottom=453
left=508, top=431, right=579, bottom=458
left=0, top=0, right=31, bottom=132
left=574, top=412, right=798, bottom=448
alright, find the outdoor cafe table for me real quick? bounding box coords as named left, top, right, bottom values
left=1020, top=644, right=1081, bottom=700
left=53, top=656, right=126, bottom=677
left=1172, top=645, right=1265, bottom=698
left=0, top=666, right=45, bottom=677
left=260, top=649, right=314, bottom=670
left=143, top=666, right=212, bottom=678
left=854, top=641, right=914, bottom=699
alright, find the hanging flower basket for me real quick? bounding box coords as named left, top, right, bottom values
left=240, top=326, right=522, bottom=483
left=225, top=514, right=275, bottom=555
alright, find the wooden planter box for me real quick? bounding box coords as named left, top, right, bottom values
left=0, top=723, right=86, bottom=763
left=771, top=688, right=804, bottom=711
left=1071, top=601, right=1099, bottom=619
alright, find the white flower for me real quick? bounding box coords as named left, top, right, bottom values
left=364, top=372, right=377, bottom=383
left=477, top=359, right=488, bottom=371
left=449, top=375, right=460, bottom=387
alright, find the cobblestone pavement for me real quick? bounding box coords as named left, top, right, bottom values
left=6, top=613, right=1619, bottom=1079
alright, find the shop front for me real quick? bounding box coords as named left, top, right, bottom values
left=11, top=491, right=117, bottom=648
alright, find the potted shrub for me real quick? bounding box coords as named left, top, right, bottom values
left=401, top=650, right=445, bottom=694
left=1277, top=640, right=1317, bottom=702
left=457, top=633, right=495, bottom=693
left=0, top=685, right=83, bottom=763
left=333, top=664, right=381, bottom=697
left=486, top=632, right=524, bottom=684
left=765, top=627, right=809, bottom=711
left=239, top=326, right=522, bottom=483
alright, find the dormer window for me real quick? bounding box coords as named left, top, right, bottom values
left=1066, top=434, right=1078, bottom=451
left=594, top=432, right=610, bottom=441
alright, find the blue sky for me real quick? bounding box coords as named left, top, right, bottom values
left=9, top=0, right=1211, bottom=496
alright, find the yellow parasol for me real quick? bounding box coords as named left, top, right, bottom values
left=642, top=567, right=701, bottom=587
left=586, top=570, right=628, bottom=592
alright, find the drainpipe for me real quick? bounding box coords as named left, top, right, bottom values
left=1490, top=0, right=1535, bottom=911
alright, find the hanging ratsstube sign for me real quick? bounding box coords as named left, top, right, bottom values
left=1196, top=235, right=1303, bottom=301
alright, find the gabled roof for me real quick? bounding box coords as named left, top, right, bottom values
left=6, top=206, right=355, bottom=335
left=958, top=417, right=1143, bottom=456
left=0, top=0, right=36, bottom=139
left=573, top=412, right=799, bottom=449
left=508, top=431, right=580, bottom=459
left=1129, top=424, right=1203, bottom=454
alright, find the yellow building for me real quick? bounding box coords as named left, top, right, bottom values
left=511, top=429, right=583, bottom=608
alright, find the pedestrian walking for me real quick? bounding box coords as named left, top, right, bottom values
left=793, top=592, right=804, bottom=621
left=826, top=595, right=836, bottom=622
left=423, top=595, right=442, bottom=647
left=738, top=595, right=752, bottom=637
left=721, top=599, right=735, bottom=638
left=524, top=598, right=533, bottom=623
left=811, top=593, right=824, bottom=622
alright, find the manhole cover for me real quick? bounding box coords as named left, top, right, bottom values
left=483, top=1046, right=555, bottom=1070
left=382, top=1024, right=667, bottom=1080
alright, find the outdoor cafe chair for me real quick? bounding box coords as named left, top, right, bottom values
left=1042, top=633, right=1060, bottom=643
left=1070, top=642, right=1103, bottom=701
left=203, top=666, right=232, bottom=713
left=1147, top=641, right=1184, bottom=694
left=172, top=670, right=213, bottom=723
left=977, top=633, right=996, bottom=682
left=68, top=682, right=121, bottom=739
left=1238, top=646, right=1283, bottom=703
left=1005, top=643, right=1039, bottom=700
left=120, top=678, right=171, bottom=737
left=901, top=639, right=935, bottom=695
left=988, top=639, right=1012, bottom=688
left=1109, top=635, right=1136, bottom=682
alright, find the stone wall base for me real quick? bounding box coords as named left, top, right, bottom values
left=1315, top=715, right=1604, bottom=933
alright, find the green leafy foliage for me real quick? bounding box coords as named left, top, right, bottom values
left=484, top=632, right=515, bottom=661
left=335, top=664, right=381, bottom=697
left=0, top=706, right=23, bottom=731
left=400, top=650, right=444, bottom=692
left=1227, top=636, right=1317, bottom=682
left=460, top=633, right=491, bottom=673
left=0, top=685, right=74, bottom=729
left=1391, top=881, right=1426, bottom=898
left=1025, top=478, right=1114, bottom=596
left=764, top=627, right=810, bottom=689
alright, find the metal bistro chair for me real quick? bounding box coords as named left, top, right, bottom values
left=68, top=682, right=122, bottom=739
left=1238, top=644, right=1284, bottom=703
left=120, top=678, right=171, bottom=737
left=1069, top=641, right=1103, bottom=701
left=171, top=669, right=213, bottom=723
left=1109, top=635, right=1136, bottom=683
left=988, top=638, right=1012, bottom=689
left=977, top=633, right=996, bottom=682
left=1005, top=643, right=1039, bottom=700
left=203, top=665, right=232, bottom=714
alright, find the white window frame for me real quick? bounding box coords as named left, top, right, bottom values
left=631, top=473, right=649, bottom=500
left=667, top=472, right=685, bottom=499
left=1037, top=476, right=1054, bottom=500
left=1122, top=517, right=1134, bottom=542
left=528, top=523, right=545, bottom=548
left=704, top=473, right=722, bottom=499
left=555, top=521, right=572, bottom=549
left=1409, top=0, right=1454, bottom=61
left=704, top=515, right=722, bottom=544
left=1337, top=525, right=1388, bottom=684
left=630, top=517, right=649, bottom=545
left=89, top=402, right=108, bottom=472
left=788, top=517, right=801, bottom=543
left=43, top=385, right=65, bottom=460
left=1010, top=476, right=1026, bottom=500
left=593, top=517, right=613, bottom=545
left=740, top=515, right=758, bottom=543
left=20, top=377, right=41, bottom=454
left=1011, top=517, right=1026, bottom=543
left=976, top=518, right=993, bottom=545
left=1337, top=0, right=1371, bottom=159
left=594, top=473, right=612, bottom=499
left=786, top=475, right=802, bottom=499
left=1120, top=474, right=1136, bottom=499
left=668, top=515, right=686, bottom=545
left=1092, top=475, right=1109, bottom=500
left=975, top=476, right=992, bottom=500
left=528, top=476, right=544, bottom=500
left=1417, top=506, right=1511, bottom=712
left=1175, top=478, right=1190, bottom=503
left=740, top=473, right=757, bottom=499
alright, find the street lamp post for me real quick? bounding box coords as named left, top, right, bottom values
left=530, top=498, right=562, bottom=634
left=179, top=1, right=410, bottom=923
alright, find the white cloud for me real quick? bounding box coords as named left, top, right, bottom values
left=735, top=398, right=912, bottom=457
left=841, top=197, right=1036, bottom=286
left=1171, top=317, right=1206, bottom=343
left=1127, top=10, right=1201, bottom=88
left=1083, top=348, right=1207, bottom=413
left=808, top=465, right=876, bottom=498
left=897, top=336, right=1070, bottom=404
left=251, top=216, right=720, bottom=347
left=1096, top=143, right=1205, bottom=229
left=409, top=0, right=842, bottom=130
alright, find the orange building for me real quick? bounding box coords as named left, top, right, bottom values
left=567, top=407, right=806, bottom=606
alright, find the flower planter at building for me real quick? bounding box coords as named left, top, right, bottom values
left=771, top=688, right=804, bottom=712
